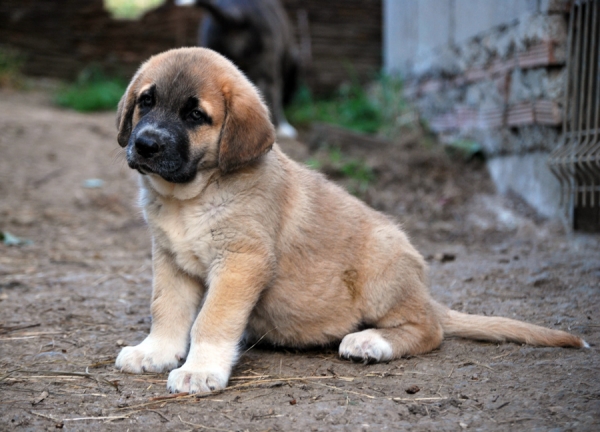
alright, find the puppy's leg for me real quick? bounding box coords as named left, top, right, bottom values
left=116, top=246, right=204, bottom=373
left=339, top=294, right=443, bottom=363
left=167, top=250, right=271, bottom=393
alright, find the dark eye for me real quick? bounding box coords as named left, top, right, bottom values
left=139, top=94, right=153, bottom=109
left=188, top=109, right=204, bottom=122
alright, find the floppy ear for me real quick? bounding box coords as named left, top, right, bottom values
left=116, top=72, right=142, bottom=148
left=218, top=84, right=276, bottom=173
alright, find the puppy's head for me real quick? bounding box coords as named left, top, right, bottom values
left=116, top=47, right=275, bottom=182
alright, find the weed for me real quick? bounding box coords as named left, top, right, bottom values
left=286, top=84, right=382, bottom=134
left=308, top=146, right=376, bottom=196
left=286, top=74, right=416, bottom=137
left=0, top=47, right=25, bottom=89
left=54, top=66, right=127, bottom=112
left=368, top=74, right=418, bottom=138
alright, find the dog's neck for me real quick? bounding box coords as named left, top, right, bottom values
left=140, top=168, right=221, bottom=202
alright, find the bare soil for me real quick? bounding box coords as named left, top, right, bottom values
left=1, top=89, right=599, bottom=431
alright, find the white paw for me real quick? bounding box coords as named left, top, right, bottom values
left=276, top=121, right=298, bottom=139
left=115, top=337, right=187, bottom=373
left=167, top=365, right=229, bottom=393
left=339, top=329, right=394, bottom=363
left=174, top=0, right=195, bottom=6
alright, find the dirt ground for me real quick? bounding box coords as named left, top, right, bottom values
left=0, top=89, right=598, bottom=431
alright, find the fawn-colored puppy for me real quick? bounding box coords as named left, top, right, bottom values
left=115, top=47, right=588, bottom=394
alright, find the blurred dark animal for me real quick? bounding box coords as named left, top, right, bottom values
left=176, top=0, right=300, bottom=138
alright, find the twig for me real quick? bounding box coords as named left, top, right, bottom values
left=30, top=411, right=60, bottom=422
left=0, top=367, right=23, bottom=382
left=497, top=417, right=538, bottom=424
left=0, top=336, right=42, bottom=341
left=149, top=392, right=189, bottom=401
left=308, top=381, right=377, bottom=399
left=462, top=359, right=494, bottom=371
left=87, top=359, right=116, bottom=368
left=15, top=370, right=118, bottom=391
left=391, top=397, right=448, bottom=402
left=239, top=327, right=278, bottom=358
left=0, top=331, right=64, bottom=341
left=0, top=323, right=41, bottom=335
left=250, top=413, right=284, bottom=420
left=147, top=409, right=170, bottom=422
left=491, top=347, right=520, bottom=360
left=178, top=414, right=233, bottom=431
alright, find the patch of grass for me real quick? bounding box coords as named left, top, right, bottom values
left=368, top=74, right=417, bottom=138
left=286, top=74, right=417, bottom=137
left=286, top=84, right=383, bottom=134
left=0, top=47, right=25, bottom=89
left=54, top=67, right=127, bottom=112
left=307, top=147, right=376, bottom=195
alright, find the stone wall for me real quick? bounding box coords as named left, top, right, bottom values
left=0, top=0, right=381, bottom=95
left=384, top=0, right=572, bottom=218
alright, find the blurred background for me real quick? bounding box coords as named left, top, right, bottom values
left=1, top=0, right=597, bottom=231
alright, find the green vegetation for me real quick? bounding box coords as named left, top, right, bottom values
left=369, top=74, right=416, bottom=138
left=307, top=147, right=376, bottom=196
left=288, top=74, right=418, bottom=194
left=286, top=75, right=415, bottom=137
left=286, top=84, right=383, bottom=135
left=54, top=67, right=127, bottom=112
left=0, top=47, right=25, bottom=89
left=104, top=0, right=165, bottom=20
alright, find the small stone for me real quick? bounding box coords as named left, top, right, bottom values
left=434, top=252, right=456, bottom=263
left=405, top=385, right=420, bottom=394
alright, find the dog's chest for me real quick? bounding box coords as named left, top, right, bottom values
left=147, top=195, right=233, bottom=277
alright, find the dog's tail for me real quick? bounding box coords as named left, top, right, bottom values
left=431, top=300, right=589, bottom=348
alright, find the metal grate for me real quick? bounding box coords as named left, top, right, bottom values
left=549, top=0, right=600, bottom=231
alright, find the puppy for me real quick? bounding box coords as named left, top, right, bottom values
left=115, top=47, right=588, bottom=394
left=175, top=0, right=299, bottom=138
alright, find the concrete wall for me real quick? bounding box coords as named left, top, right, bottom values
left=383, top=0, right=572, bottom=219
left=384, top=0, right=565, bottom=76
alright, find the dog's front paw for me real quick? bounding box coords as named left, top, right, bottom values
left=339, top=329, right=393, bottom=364
left=167, top=365, right=229, bottom=393
left=116, top=337, right=187, bottom=373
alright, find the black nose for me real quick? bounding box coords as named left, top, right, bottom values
left=135, top=135, right=162, bottom=158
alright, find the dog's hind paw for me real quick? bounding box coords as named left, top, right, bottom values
left=167, top=366, right=228, bottom=393
left=339, top=329, right=394, bottom=364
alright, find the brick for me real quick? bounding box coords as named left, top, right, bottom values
left=489, top=58, right=517, bottom=75
left=456, top=106, right=479, bottom=130
left=517, top=41, right=564, bottom=68
left=507, top=102, right=535, bottom=126
left=534, top=100, right=562, bottom=125
left=478, top=107, right=505, bottom=129
left=465, top=67, right=488, bottom=82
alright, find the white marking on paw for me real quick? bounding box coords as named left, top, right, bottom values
left=166, top=341, right=236, bottom=393
left=276, top=121, right=298, bottom=139
left=339, top=329, right=393, bottom=363
left=115, top=337, right=187, bottom=374
left=167, top=365, right=229, bottom=393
